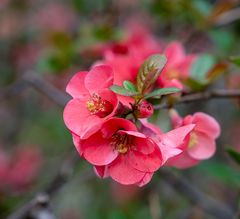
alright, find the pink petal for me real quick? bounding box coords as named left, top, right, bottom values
left=137, top=172, right=154, bottom=187
left=166, top=151, right=199, bottom=169
left=101, top=118, right=137, bottom=138
left=175, top=55, right=196, bottom=79
left=191, top=113, right=221, bottom=139
left=164, top=41, right=185, bottom=68
left=133, top=137, right=156, bottom=154
left=162, top=124, right=195, bottom=147
left=127, top=147, right=162, bottom=172
left=81, top=132, right=118, bottom=166
left=157, top=140, right=183, bottom=164
left=66, top=71, right=89, bottom=98
left=98, top=89, right=118, bottom=113
left=118, top=130, right=146, bottom=138
left=169, top=109, right=183, bottom=128
left=72, top=133, right=83, bottom=156
left=94, top=165, right=109, bottom=178
left=188, top=132, right=216, bottom=160
left=85, top=65, right=114, bottom=93
left=63, top=98, right=102, bottom=139
left=108, top=155, right=145, bottom=185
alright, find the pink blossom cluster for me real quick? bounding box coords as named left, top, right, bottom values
left=63, top=27, right=220, bottom=186
left=0, top=147, right=42, bottom=194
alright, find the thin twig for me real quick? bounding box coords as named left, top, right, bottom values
left=0, top=71, right=70, bottom=107
left=214, top=7, right=240, bottom=26
left=7, top=151, right=94, bottom=219
left=159, top=169, right=235, bottom=219
left=154, top=89, right=240, bottom=110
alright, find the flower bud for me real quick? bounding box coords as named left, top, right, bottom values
left=134, top=101, right=154, bottom=118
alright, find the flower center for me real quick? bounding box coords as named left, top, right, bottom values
left=167, top=70, right=179, bottom=80
left=111, top=133, right=131, bottom=154
left=86, top=93, right=113, bottom=118
left=189, top=132, right=198, bottom=148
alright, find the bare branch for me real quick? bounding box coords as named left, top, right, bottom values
left=154, top=89, right=240, bottom=110
left=7, top=151, right=94, bottom=219
left=159, top=169, right=235, bottom=219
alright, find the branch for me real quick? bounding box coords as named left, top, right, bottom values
left=154, top=89, right=240, bottom=110
left=7, top=151, right=94, bottom=219
left=159, top=169, right=235, bottom=219
left=22, top=71, right=71, bottom=107
left=214, top=7, right=240, bottom=26
left=0, top=71, right=70, bottom=107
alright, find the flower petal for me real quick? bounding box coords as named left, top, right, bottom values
left=166, top=151, right=199, bottom=169
left=63, top=98, right=102, bottom=139
left=128, top=147, right=162, bottom=172
left=66, top=71, right=89, bottom=98
left=94, top=165, right=109, bottom=178
left=101, top=118, right=137, bottom=138
left=191, top=113, right=221, bottom=139
left=164, top=41, right=185, bottom=68
left=109, top=155, right=145, bottom=185
left=85, top=65, right=114, bottom=93
left=81, top=132, right=118, bottom=166
left=137, top=172, right=154, bottom=187
left=188, top=132, right=216, bottom=160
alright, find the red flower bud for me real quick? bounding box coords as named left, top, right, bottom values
left=134, top=101, right=154, bottom=118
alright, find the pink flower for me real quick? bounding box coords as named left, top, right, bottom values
left=7, top=147, right=42, bottom=191
left=158, top=41, right=196, bottom=89
left=133, top=100, right=154, bottom=119
left=63, top=65, right=118, bottom=139
left=0, top=147, right=42, bottom=194
left=139, top=119, right=195, bottom=163
left=95, top=24, right=162, bottom=106
left=167, top=110, right=221, bottom=168
left=76, top=118, right=163, bottom=186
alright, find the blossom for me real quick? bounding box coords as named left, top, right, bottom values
left=95, top=24, right=162, bottom=107
left=76, top=118, right=163, bottom=186
left=157, top=41, right=196, bottom=89
left=139, top=119, right=195, bottom=163
left=0, top=147, right=42, bottom=194
left=63, top=65, right=118, bottom=139
left=167, top=110, right=221, bottom=168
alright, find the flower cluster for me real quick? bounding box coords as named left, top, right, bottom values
left=63, top=29, right=221, bottom=186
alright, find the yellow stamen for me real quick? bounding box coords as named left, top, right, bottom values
left=189, top=132, right=198, bottom=148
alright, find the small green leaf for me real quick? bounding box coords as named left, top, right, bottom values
left=229, top=56, right=240, bottom=67
left=110, top=85, right=138, bottom=96
left=190, top=54, right=216, bottom=83
left=144, top=87, right=180, bottom=99
left=226, top=148, right=240, bottom=165
left=184, top=78, right=208, bottom=91
left=123, top=80, right=137, bottom=92
left=137, top=54, right=167, bottom=94
left=206, top=62, right=228, bottom=82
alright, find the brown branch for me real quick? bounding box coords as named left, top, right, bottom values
left=0, top=71, right=70, bottom=107
left=214, top=7, right=240, bottom=26
left=154, top=89, right=240, bottom=110
left=7, top=151, right=94, bottom=219
left=159, top=169, right=235, bottom=219
left=22, top=71, right=71, bottom=107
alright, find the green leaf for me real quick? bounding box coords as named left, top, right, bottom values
left=184, top=78, right=208, bottom=91
left=206, top=62, right=228, bottom=82
left=229, top=56, right=240, bottom=67
left=190, top=54, right=216, bottom=83
left=144, top=87, right=180, bottom=99
left=226, top=148, right=240, bottom=165
left=110, top=85, right=138, bottom=96
left=123, top=80, right=137, bottom=92
left=137, top=54, right=167, bottom=94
